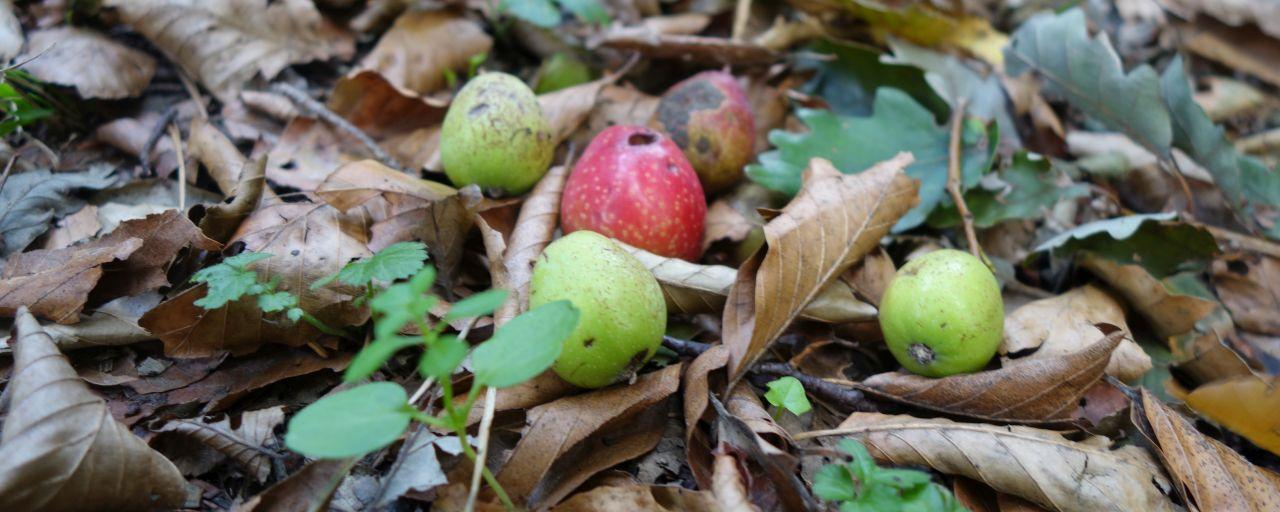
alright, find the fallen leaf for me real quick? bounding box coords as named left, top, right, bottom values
left=142, top=203, right=371, bottom=356
left=163, top=345, right=350, bottom=410
left=0, top=237, right=142, bottom=324
left=0, top=0, right=20, bottom=61
left=197, top=156, right=269, bottom=244
left=1002, top=285, right=1153, bottom=381
left=357, top=9, right=492, bottom=95
left=464, top=370, right=577, bottom=426
left=552, top=484, right=718, bottom=512
left=368, top=185, right=483, bottom=285
left=703, top=199, right=755, bottom=250
left=0, top=308, right=187, bottom=511
left=1212, top=254, right=1280, bottom=336
left=712, top=449, right=760, bottom=512
left=1082, top=255, right=1217, bottom=338
left=372, top=430, right=451, bottom=506
left=793, top=0, right=1008, bottom=66
left=683, top=345, right=729, bottom=488
left=0, top=165, right=117, bottom=256
left=858, top=329, right=1123, bottom=424
left=107, top=0, right=355, bottom=100
left=597, top=31, right=778, bottom=66
left=154, top=406, right=285, bottom=483
left=1184, top=375, right=1280, bottom=456
left=1165, top=0, right=1280, bottom=41
left=804, top=412, right=1175, bottom=511
left=709, top=393, right=814, bottom=511
left=0, top=293, right=159, bottom=354
left=494, top=164, right=568, bottom=325
left=126, top=351, right=226, bottom=395
left=1139, top=389, right=1280, bottom=510
left=315, top=159, right=455, bottom=214
left=572, top=84, right=659, bottom=149
left=18, top=27, right=155, bottom=99
left=539, top=75, right=617, bottom=145
left=724, top=155, right=918, bottom=385
left=236, top=458, right=357, bottom=512
left=37, top=204, right=102, bottom=250
left=327, top=70, right=448, bottom=170
left=497, top=364, right=682, bottom=509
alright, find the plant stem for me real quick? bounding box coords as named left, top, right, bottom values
left=299, top=311, right=348, bottom=337
left=454, top=423, right=516, bottom=511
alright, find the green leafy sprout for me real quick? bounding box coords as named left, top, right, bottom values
left=764, top=376, right=812, bottom=417
left=814, top=439, right=967, bottom=512
left=190, top=242, right=580, bottom=510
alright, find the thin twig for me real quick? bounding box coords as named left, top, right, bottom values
left=945, top=99, right=982, bottom=260
left=269, top=83, right=406, bottom=173
left=732, top=0, right=753, bottom=41
left=167, top=125, right=186, bottom=211
left=0, top=154, right=18, bottom=197
left=662, top=335, right=712, bottom=357
left=465, top=386, right=498, bottom=512
left=140, top=106, right=178, bottom=176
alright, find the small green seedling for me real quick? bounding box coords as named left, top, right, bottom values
left=814, top=439, right=967, bottom=512
left=764, top=376, right=812, bottom=417
left=190, top=252, right=344, bottom=336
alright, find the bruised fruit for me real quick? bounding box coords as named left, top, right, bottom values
left=561, top=125, right=706, bottom=260
left=530, top=231, right=667, bottom=388
left=878, top=249, right=1003, bottom=377
left=441, top=72, right=554, bottom=195
left=654, top=71, right=755, bottom=193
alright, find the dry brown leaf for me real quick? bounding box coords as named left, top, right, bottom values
left=1082, top=255, right=1217, bottom=338
left=19, top=27, right=155, bottom=99
left=0, top=237, right=142, bottom=324
left=703, top=199, right=755, bottom=250
left=842, top=247, right=896, bottom=307
left=1194, top=76, right=1270, bottom=122
left=154, top=406, right=285, bottom=483
left=0, top=308, right=187, bottom=511
left=1212, top=255, right=1280, bottom=336
left=1184, top=375, right=1280, bottom=456
left=197, top=156, right=269, bottom=244
left=497, top=364, right=682, bottom=508
left=539, top=76, right=616, bottom=145
left=38, top=205, right=102, bottom=251
left=464, top=370, right=577, bottom=426
left=712, top=450, right=760, bottom=512
left=494, top=164, right=569, bottom=326
left=141, top=204, right=371, bottom=356
left=1164, top=0, right=1280, bottom=39
left=363, top=181, right=483, bottom=285
left=236, top=458, right=357, bottom=512
left=189, top=117, right=252, bottom=197
left=724, top=154, right=918, bottom=385
left=551, top=484, right=718, bottom=512
left=161, top=346, right=349, bottom=410
left=1002, top=285, right=1152, bottom=381
left=316, top=159, right=456, bottom=214
left=1179, top=17, right=1280, bottom=89
left=683, top=345, right=729, bottom=488
left=357, top=9, right=491, bottom=95
left=804, top=412, right=1175, bottom=512
left=858, top=329, right=1123, bottom=424
left=1140, top=389, right=1280, bottom=510
left=0, top=293, right=158, bottom=353
left=0, top=0, right=20, bottom=61
left=573, top=84, right=660, bottom=149
left=107, top=0, right=355, bottom=100
left=328, top=70, right=448, bottom=170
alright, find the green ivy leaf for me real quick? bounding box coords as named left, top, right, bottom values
left=284, top=382, right=412, bottom=459
left=471, top=300, right=579, bottom=389
left=930, top=152, right=1088, bottom=228
left=748, top=88, right=996, bottom=231
left=1035, top=213, right=1217, bottom=277
left=445, top=289, right=509, bottom=321
left=500, top=0, right=560, bottom=28
left=764, top=376, right=812, bottom=416
left=798, top=39, right=948, bottom=119
left=419, top=335, right=469, bottom=379
left=191, top=252, right=273, bottom=309
left=345, top=336, right=422, bottom=382
left=886, top=38, right=1020, bottom=147
left=257, top=291, right=297, bottom=314
left=313, top=241, right=428, bottom=290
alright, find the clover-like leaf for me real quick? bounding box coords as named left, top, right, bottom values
left=764, top=376, right=812, bottom=416
left=191, top=252, right=273, bottom=309
left=471, top=300, right=579, bottom=389
left=313, top=241, right=428, bottom=290
left=284, top=382, right=412, bottom=459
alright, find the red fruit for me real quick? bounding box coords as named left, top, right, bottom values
left=561, top=125, right=706, bottom=260
left=654, top=71, right=755, bottom=193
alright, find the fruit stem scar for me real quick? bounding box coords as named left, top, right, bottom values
left=908, top=342, right=935, bottom=366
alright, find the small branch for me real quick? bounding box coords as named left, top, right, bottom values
left=167, top=125, right=186, bottom=211
left=269, top=83, right=405, bottom=173
left=465, top=386, right=498, bottom=512
left=1200, top=223, right=1280, bottom=259
left=754, top=362, right=873, bottom=412
left=140, top=106, right=178, bottom=176
left=662, top=335, right=712, bottom=357
left=945, top=99, right=982, bottom=260
left=731, top=0, right=753, bottom=41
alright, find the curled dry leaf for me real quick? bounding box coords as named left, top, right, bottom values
left=805, top=412, right=1175, bottom=512
left=712, top=449, right=760, bottom=512
left=0, top=293, right=158, bottom=353
left=572, top=84, right=660, bottom=150
left=0, top=237, right=143, bottom=324
left=494, top=164, right=569, bottom=326
left=1002, top=285, right=1152, bottom=381
left=551, top=484, right=718, bottom=512
left=154, top=406, right=285, bottom=483
left=858, top=329, right=1123, bottom=424
left=316, top=159, right=455, bottom=215
left=141, top=204, right=372, bottom=356
left=236, top=458, right=357, bottom=512
left=1139, top=389, right=1280, bottom=510
left=539, top=75, right=618, bottom=145
left=724, top=154, right=918, bottom=385
left=1212, top=254, right=1280, bottom=336
left=0, top=308, right=186, bottom=511
left=497, top=364, right=682, bottom=509
left=197, top=156, right=269, bottom=244
left=703, top=199, right=755, bottom=250
left=107, top=0, right=355, bottom=101
left=19, top=27, right=155, bottom=99
left=1184, top=375, right=1280, bottom=456
left=189, top=117, right=253, bottom=197
left=684, top=345, right=729, bottom=488
left=1081, top=255, right=1217, bottom=339
left=357, top=9, right=492, bottom=95
left=0, top=165, right=118, bottom=257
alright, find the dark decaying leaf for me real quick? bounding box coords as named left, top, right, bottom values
left=0, top=236, right=142, bottom=324
left=725, top=155, right=918, bottom=386
left=0, top=165, right=117, bottom=257
left=1035, top=213, right=1217, bottom=279
left=0, top=308, right=187, bottom=511
left=237, top=458, right=358, bottom=512
left=153, top=406, right=285, bottom=483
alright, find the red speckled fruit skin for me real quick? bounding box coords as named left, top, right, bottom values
left=561, top=125, right=707, bottom=260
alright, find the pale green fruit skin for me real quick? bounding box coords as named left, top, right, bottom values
left=879, top=249, right=1003, bottom=377
left=441, top=72, right=554, bottom=195
left=530, top=231, right=667, bottom=388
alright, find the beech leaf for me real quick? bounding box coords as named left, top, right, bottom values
left=18, top=27, right=155, bottom=99
left=725, top=155, right=919, bottom=385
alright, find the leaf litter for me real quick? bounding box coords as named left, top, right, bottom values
left=0, top=1, right=1279, bottom=511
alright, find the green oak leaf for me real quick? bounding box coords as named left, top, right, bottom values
left=1035, top=213, right=1217, bottom=277
left=800, top=39, right=947, bottom=119
left=930, top=152, right=1088, bottom=228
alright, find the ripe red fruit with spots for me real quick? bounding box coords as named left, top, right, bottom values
left=561, top=125, right=706, bottom=260
left=654, top=71, right=754, bottom=193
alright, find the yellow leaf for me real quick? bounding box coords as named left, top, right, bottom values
left=1186, top=375, right=1280, bottom=457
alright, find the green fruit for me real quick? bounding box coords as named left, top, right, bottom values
left=534, top=53, right=593, bottom=94
left=878, top=249, right=1003, bottom=377
left=441, top=72, right=554, bottom=195
left=530, top=231, right=667, bottom=388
